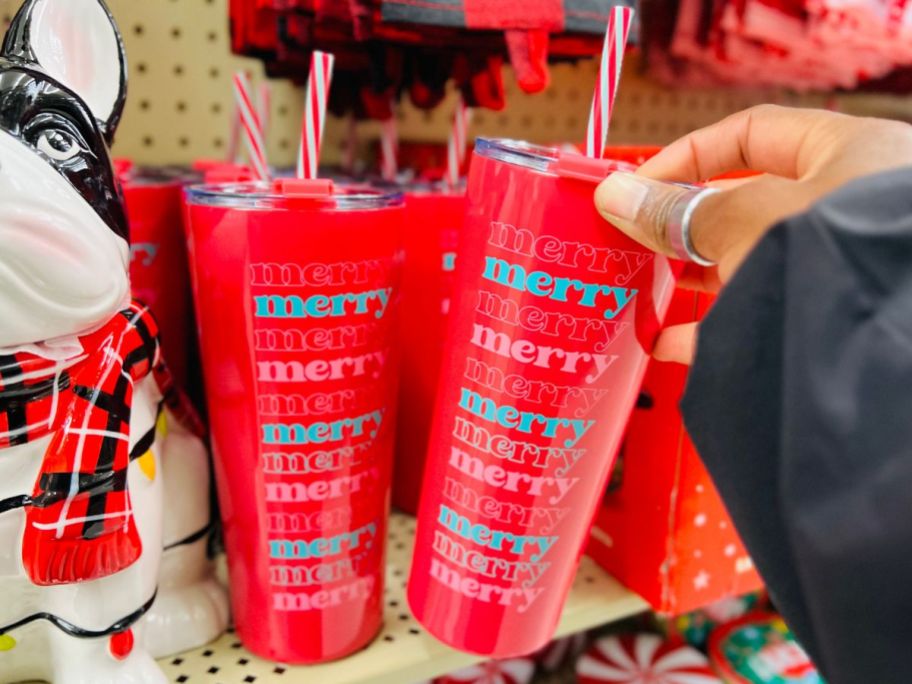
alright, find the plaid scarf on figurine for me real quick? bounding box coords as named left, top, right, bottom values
left=0, top=302, right=162, bottom=586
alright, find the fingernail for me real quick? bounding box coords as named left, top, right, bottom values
left=595, top=172, right=650, bottom=222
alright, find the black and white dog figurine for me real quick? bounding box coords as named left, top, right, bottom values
left=0, top=1, right=227, bottom=681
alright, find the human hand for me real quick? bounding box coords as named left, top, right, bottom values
left=594, top=105, right=912, bottom=363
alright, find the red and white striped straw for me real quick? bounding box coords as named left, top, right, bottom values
left=380, top=108, right=398, bottom=182
left=232, top=72, right=269, bottom=180
left=226, top=102, right=242, bottom=163
left=584, top=6, right=635, bottom=159
left=298, top=51, right=336, bottom=179
left=445, top=95, right=471, bottom=188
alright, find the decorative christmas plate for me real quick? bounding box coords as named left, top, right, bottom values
left=435, top=657, right=536, bottom=684
left=577, top=633, right=722, bottom=683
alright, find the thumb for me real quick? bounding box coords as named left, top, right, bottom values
left=595, top=172, right=690, bottom=257
left=594, top=171, right=715, bottom=261
left=595, top=171, right=809, bottom=277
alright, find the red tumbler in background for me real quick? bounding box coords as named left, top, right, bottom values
left=120, top=165, right=195, bottom=391
left=183, top=182, right=404, bottom=663
left=394, top=184, right=466, bottom=514
left=408, top=139, right=678, bottom=657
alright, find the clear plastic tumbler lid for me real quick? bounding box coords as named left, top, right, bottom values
left=474, top=138, right=559, bottom=174
left=184, top=181, right=404, bottom=211
left=404, top=178, right=467, bottom=196
left=475, top=137, right=638, bottom=183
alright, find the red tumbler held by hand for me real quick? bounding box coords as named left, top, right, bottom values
left=183, top=181, right=404, bottom=663
left=394, top=183, right=466, bottom=514
left=408, top=139, right=677, bottom=657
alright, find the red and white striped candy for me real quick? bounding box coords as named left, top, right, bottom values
left=536, top=632, right=588, bottom=672
left=577, top=634, right=722, bottom=684
left=435, top=657, right=535, bottom=684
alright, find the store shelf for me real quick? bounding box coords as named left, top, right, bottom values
left=159, top=513, right=648, bottom=684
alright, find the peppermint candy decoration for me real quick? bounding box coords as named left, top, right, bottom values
left=435, top=657, right=536, bottom=684
left=536, top=632, right=589, bottom=672
left=577, top=634, right=722, bottom=684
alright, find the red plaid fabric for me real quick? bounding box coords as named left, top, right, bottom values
left=0, top=302, right=163, bottom=586
left=380, top=0, right=637, bottom=35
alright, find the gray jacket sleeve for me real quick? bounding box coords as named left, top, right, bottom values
left=682, top=167, right=912, bottom=683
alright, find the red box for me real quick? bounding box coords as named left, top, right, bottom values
left=587, top=290, right=764, bottom=615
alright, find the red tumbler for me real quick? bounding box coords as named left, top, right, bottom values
left=394, top=184, right=466, bottom=514
left=183, top=181, right=404, bottom=663
left=408, top=139, right=677, bottom=656
left=121, top=165, right=195, bottom=391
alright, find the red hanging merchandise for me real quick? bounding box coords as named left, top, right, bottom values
left=505, top=29, right=551, bottom=93
left=380, top=0, right=629, bottom=33
left=648, top=0, right=912, bottom=89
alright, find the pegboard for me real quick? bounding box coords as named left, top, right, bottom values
left=0, top=0, right=908, bottom=167
left=0, top=0, right=305, bottom=167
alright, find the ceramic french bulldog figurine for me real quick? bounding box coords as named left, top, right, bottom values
left=0, top=1, right=227, bottom=682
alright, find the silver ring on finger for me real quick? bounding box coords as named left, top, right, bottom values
left=666, top=187, right=719, bottom=267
